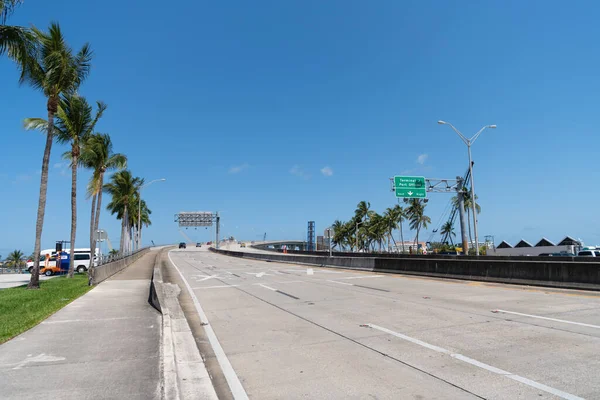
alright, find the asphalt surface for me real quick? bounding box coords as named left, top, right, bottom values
left=0, top=273, right=54, bottom=289
left=169, top=246, right=600, bottom=400
left=0, top=250, right=161, bottom=400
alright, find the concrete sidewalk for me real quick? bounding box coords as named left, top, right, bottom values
left=0, top=251, right=162, bottom=400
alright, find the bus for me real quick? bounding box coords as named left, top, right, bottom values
left=27, top=248, right=99, bottom=274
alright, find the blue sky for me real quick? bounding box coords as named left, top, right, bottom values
left=1, top=0, right=598, bottom=255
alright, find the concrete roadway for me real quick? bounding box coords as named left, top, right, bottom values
left=169, top=246, right=600, bottom=400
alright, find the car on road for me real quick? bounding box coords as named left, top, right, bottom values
left=240, top=243, right=246, bottom=248
left=196, top=243, right=202, bottom=247
left=179, top=242, right=186, bottom=249
left=206, top=241, right=212, bottom=246
left=578, top=250, right=600, bottom=257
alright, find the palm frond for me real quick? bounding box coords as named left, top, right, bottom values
left=1, top=0, right=24, bottom=24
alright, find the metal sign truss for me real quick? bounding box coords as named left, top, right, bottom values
left=174, top=211, right=216, bottom=227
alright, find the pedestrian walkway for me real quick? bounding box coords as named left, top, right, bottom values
left=0, top=250, right=162, bottom=400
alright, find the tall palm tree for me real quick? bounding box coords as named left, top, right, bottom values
left=393, top=204, right=407, bottom=253
left=129, top=197, right=151, bottom=249
left=27, top=94, right=105, bottom=278
left=366, top=211, right=387, bottom=252
left=7, top=249, right=24, bottom=271
left=440, top=221, right=456, bottom=245
left=353, top=201, right=370, bottom=251
left=79, top=133, right=127, bottom=258
left=405, top=199, right=431, bottom=252
left=0, top=1, right=36, bottom=73
left=104, top=170, right=141, bottom=254
left=384, top=204, right=406, bottom=252
left=331, top=220, right=345, bottom=251
left=20, top=23, right=92, bottom=289
left=452, top=190, right=481, bottom=244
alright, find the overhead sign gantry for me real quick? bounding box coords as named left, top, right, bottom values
left=174, top=211, right=221, bottom=249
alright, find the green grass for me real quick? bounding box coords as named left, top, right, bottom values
left=0, top=274, right=93, bottom=344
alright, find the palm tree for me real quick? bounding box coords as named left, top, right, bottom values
left=384, top=204, right=406, bottom=252
left=331, top=220, right=345, bottom=251
left=79, top=133, right=127, bottom=259
left=452, top=190, right=481, bottom=244
left=353, top=201, right=370, bottom=251
left=366, top=211, right=387, bottom=252
left=104, top=170, right=142, bottom=254
left=27, top=94, right=105, bottom=278
left=0, top=1, right=36, bottom=73
left=440, top=221, right=456, bottom=245
left=393, top=204, right=407, bottom=253
left=405, top=199, right=431, bottom=252
left=7, top=249, right=24, bottom=271
left=21, top=23, right=92, bottom=289
left=129, top=197, right=152, bottom=250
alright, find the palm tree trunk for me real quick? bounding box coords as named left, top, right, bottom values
left=28, top=106, right=55, bottom=290
left=416, top=226, right=420, bottom=253
left=89, top=193, right=97, bottom=254
left=467, top=209, right=472, bottom=244
left=399, top=220, right=405, bottom=254
left=67, top=153, right=77, bottom=278
left=120, top=205, right=127, bottom=254
left=92, top=173, right=104, bottom=258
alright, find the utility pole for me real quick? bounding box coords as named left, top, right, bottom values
left=215, top=212, right=220, bottom=250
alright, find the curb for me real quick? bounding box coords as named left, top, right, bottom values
left=151, top=266, right=218, bottom=400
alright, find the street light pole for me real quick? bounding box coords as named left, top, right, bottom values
left=137, top=178, right=166, bottom=250
left=438, top=121, right=496, bottom=255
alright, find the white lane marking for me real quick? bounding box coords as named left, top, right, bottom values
left=258, top=283, right=277, bottom=291
left=326, top=280, right=354, bottom=286
left=195, top=275, right=221, bottom=282
left=368, top=323, right=584, bottom=400
left=340, top=275, right=383, bottom=280
left=244, top=272, right=273, bottom=277
left=307, top=268, right=314, bottom=275
left=168, top=252, right=249, bottom=400
left=12, top=353, right=66, bottom=370
left=192, top=285, right=240, bottom=289
left=493, top=309, right=600, bottom=329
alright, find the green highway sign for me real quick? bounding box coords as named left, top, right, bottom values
left=394, top=176, right=427, bottom=198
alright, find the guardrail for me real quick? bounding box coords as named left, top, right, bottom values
left=214, top=247, right=600, bottom=291
left=89, top=247, right=151, bottom=285
left=250, top=245, right=600, bottom=263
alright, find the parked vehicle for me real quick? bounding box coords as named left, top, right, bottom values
left=240, top=243, right=246, bottom=248
left=578, top=250, right=600, bottom=257
left=179, top=242, right=187, bottom=249
left=196, top=243, right=202, bottom=247
left=27, top=248, right=98, bottom=273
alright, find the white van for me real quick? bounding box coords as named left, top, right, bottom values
left=27, top=248, right=99, bottom=274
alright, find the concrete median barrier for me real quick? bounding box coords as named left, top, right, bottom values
left=211, top=248, right=600, bottom=290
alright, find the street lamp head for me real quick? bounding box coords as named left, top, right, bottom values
left=437, top=120, right=447, bottom=125
left=488, top=125, right=497, bottom=129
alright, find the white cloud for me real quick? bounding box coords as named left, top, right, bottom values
left=320, top=166, right=333, bottom=177
left=417, top=154, right=428, bottom=165
left=290, top=165, right=309, bottom=179
left=53, top=162, right=64, bottom=169
left=229, top=163, right=249, bottom=174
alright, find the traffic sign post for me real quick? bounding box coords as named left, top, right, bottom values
left=393, top=176, right=427, bottom=199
